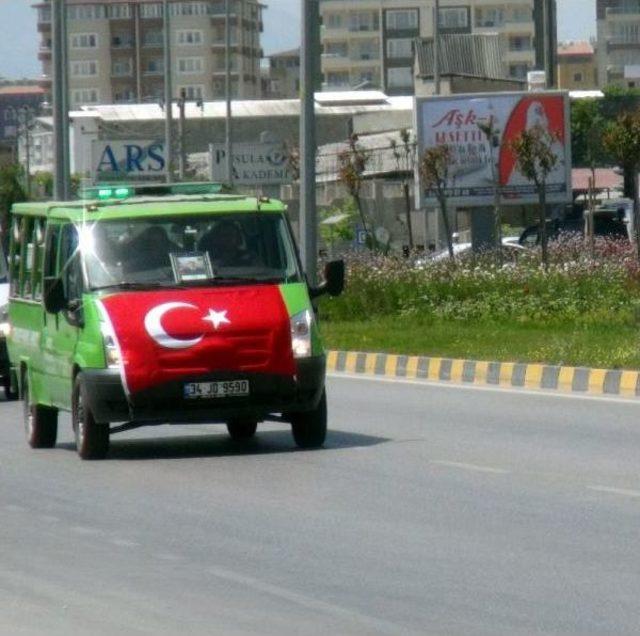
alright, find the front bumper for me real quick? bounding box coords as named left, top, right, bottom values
left=80, top=356, right=326, bottom=425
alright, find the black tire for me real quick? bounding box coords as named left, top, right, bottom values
left=73, top=375, right=109, bottom=460
left=290, top=390, right=327, bottom=449
left=4, top=376, right=18, bottom=401
left=22, top=373, right=58, bottom=449
left=226, top=419, right=258, bottom=440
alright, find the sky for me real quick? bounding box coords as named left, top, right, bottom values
left=0, top=0, right=596, bottom=80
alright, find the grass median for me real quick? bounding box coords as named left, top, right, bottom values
left=320, top=317, right=640, bottom=370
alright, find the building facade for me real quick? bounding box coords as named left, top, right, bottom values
left=596, top=0, right=640, bottom=88
left=35, top=0, right=264, bottom=108
left=319, top=0, right=556, bottom=95
left=265, top=48, right=300, bottom=99
left=557, top=41, right=597, bottom=90
left=0, top=84, right=46, bottom=165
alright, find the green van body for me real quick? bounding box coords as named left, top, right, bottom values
left=7, top=190, right=329, bottom=457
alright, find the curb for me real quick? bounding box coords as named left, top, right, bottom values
left=326, top=351, right=640, bottom=398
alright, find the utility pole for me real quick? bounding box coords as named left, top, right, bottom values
left=225, top=0, right=233, bottom=187
left=300, top=0, right=320, bottom=285
left=163, top=0, right=173, bottom=183
left=52, top=0, right=70, bottom=200
left=433, top=0, right=441, bottom=95
left=19, top=108, right=32, bottom=197
left=178, top=88, right=186, bottom=181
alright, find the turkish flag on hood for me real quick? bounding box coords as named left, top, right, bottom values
left=97, top=285, right=296, bottom=395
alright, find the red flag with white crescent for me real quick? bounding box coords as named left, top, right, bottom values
left=97, top=286, right=295, bottom=395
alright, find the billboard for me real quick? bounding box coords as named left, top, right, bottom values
left=92, top=140, right=166, bottom=181
left=209, top=142, right=292, bottom=185
left=414, top=92, right=572, bottom=207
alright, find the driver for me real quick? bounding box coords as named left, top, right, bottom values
left=198, top=220, right=256, bottom=268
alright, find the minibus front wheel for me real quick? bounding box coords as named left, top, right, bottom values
left=290, top=389, right=327, bottom=449
left=72, top=375, right=110, bottom=460
left=22, top=373, right=57, bottom=449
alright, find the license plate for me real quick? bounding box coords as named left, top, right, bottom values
left=184, top=380, right=250, bottom=400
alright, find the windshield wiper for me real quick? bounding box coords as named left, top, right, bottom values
left=90, top=281, right=180, bottom=292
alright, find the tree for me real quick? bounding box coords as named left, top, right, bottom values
left=390, top=128, right=416, bottom=250
left=603, top=110, right=640, bottom=259
left=510, top=125, right=559, bottom=270
left=571, top=98, right=607, bottom=174
left=337, top=134, right=375, bottom=249
left=0, top=164, right=26, bottom=255
left=419, top=145, right=455, bottom=259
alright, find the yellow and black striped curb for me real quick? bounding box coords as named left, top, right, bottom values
left=326, top=351, right=640, bottom=398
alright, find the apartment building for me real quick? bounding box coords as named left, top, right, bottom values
left=596, top=0, right=640, bottom=88
left=319, top=0, right=556, bottom=95
left=35, top=0, right=264, bottom=108
left=264, top=48, right=300, bottom=99
left=557, top=41, right=597, bottom=90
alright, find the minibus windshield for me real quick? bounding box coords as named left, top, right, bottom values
left=83, top=213, right=302, bottom=290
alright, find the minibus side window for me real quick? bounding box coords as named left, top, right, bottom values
left=44, top=225, right=61, bottom=280
left=18, top=217, right=33, bottom=299
left=59, top=224, right=83, bottom=304
left=31, top=220, right=45, bottom=300
left=9, top=216, right=21, bottom=297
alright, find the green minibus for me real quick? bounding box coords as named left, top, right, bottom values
left=7, top=184, right=343, bottom=459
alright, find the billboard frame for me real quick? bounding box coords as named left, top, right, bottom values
left=413, top=90, right=572, bottom=209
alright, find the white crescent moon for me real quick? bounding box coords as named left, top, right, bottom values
left=144, top=302, right=204, bottom=349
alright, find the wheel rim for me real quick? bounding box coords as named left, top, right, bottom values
left=23, top=382, right=33, bottom=440
left=76, top=390, right=85, bottom=448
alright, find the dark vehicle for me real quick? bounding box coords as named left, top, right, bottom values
left=519, top=201, right=630, bottom=247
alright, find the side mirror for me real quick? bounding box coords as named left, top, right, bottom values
left=43, top=276, right=65, bottom=314
left=310, top=260, right=345, bottom=299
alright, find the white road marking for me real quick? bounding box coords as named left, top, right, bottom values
left=208, top=565, right=401, bottom=635
left=588, top=485, right=640, bottom=499
left=431, top=460, right=509, bottom=475
left=329, top=372, right=640, bottom=406
left=110, top=538, right=139, bottom=548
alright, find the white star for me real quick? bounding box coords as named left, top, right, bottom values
left=202, top=309, right=231, bottom=330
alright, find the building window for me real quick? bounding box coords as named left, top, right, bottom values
left=354, top=40, right=379, bottom=61
left=114, top=89, right=136, bottom=103
left=475, top=8, right=504, bottom=27
left=349, top=12, right=379, bottom=32
left=112, top=59, right=133, bottom=77
left=179, top=85, right=204, bottom=99
left=70, top=33, right=97, bottom=49
left=509, top=36, right=531, bottom=52
left=177, top=30, right=203, bottom=45
left=71, top=60, right=98, bottom=77
left=324, top=42, right=348, bottom=58
left=178, top=57, right=204, bottom=74
left=145, top=59, right=164, bottom=75
left=387, top=38, right=413, bottom=59
left=170, top=2, right=212, bottom=17
left=573, top=72, right=584, bottom=83
left=38, top=6, right=52, bottom=23
left=325, top=13, right=343, bottom=29
left=143, top=31, right=163, bottom=47
left=509, top=63, right=529, bottom=79
left=107, top=4, right=132, bottom=19
left=439, top=7, right=469, bottom=29
left=326, top=71, right=350, bottom=87
left=140, top=3, right=163, bottom=18
left=112, top=33, right=134, bottom=48
left=386, top=66, right=413, bottom=88
left=67, top=5, right=106, bottom=20
left=72, top=88, right=99, bottom=105
left=386, top=10, right=418, bottom=30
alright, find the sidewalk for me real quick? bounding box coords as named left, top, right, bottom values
left=326, top=350, right=640, bottom=398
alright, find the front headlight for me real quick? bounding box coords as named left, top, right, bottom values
left=100, top=323, right=121, bottom=368
left=290, top=309, right=313, bottom=358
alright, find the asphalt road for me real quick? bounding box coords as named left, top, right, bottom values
left=2, top=375, right=640, bottom=636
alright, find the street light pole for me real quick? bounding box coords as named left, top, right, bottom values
left=52, top=0, right=70, bottom=200
left=433, top=0, right=441, bottom=95
left=300, top=0, right=320, bottom=285
left=178, top=88, right=186, bottom=180
left=163, top=0, right=173, bottom=183
left=225, top=0, right=233, bottom=187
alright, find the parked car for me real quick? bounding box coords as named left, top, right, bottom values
left=431, top=239, right=528, bottom=262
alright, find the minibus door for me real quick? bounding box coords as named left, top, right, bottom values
left=43, top=223, right=81, bottom=407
